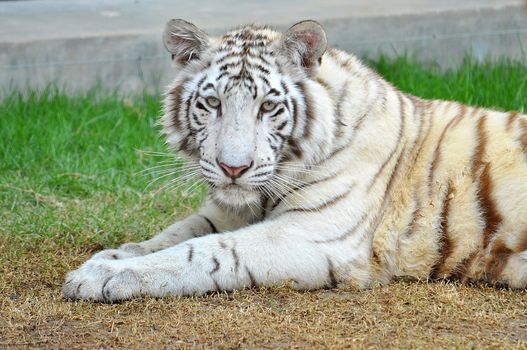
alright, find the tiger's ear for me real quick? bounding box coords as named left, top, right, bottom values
left=163, top=19, right=209, bottom=65
left=281, top=20, right=327, bottom=76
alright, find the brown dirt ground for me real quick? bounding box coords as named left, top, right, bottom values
left=1, top=239, right=526, bottom=350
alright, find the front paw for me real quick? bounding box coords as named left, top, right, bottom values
left=62, top=260, right=115, bottom=301
left=62, top=261, right=141, bottom=302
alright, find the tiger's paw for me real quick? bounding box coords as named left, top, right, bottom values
left=62, top=261, right=141, bottom=302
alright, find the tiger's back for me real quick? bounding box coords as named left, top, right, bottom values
left=371, top=93, right=527, bottom=287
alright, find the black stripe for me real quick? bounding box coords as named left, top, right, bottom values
left=297, top=82, right=314, bottom=139
left=187, top=244, right=194, bottom=263
left=216, top=71, right=229, bottom=81
left=245, top=266, right=258, bottom=288
left=249, top=170, right=273, bottom=178
left=256, top=54, right=271, bottom=66
left=202, top=167, right=216, bottom=175
left=280, top=80, right=289, bottom=94
left=268, top=107, right=285, bottom=120
left=259, top=75, right=271, bottom=88
left=276, top=120, right=288, bottom=131
left=200, top=215, right=218, bottom=233
left=291, top=97, right=299, bottom=132
left=275, top=132, right=288, bottom=142
left=210, top=256, right=220, bottom=274
left=269, top=133, right=280, bottom=143
left=194, top=127, right=205, bottom=134
left=427, top=107, right=464, bottom=197
left=284, top=186, right=353, bottom=214
left=169, top=84, right=185, bottom=131
left=212, top=278, right=220, bottom=292
left=201, top=158, right=215, bottom=167
left=202, top=83, right=214, bottom=91
left=254, top=164, right=272, bottom=171
left=326, top=257, right=338, bottom=288
left=231, top=247, right=240, bottom=271
left=195, top=101, right=209, bottom=112
left=268, top=88, right=280, bottom=96
left=191, top=112, right=204, bottom=127
left=255, top=64, right=270, bottom=75
left=219, top=62, right=239, bottom=71
left=195, top=75, right=207, bottom=91
left=287, top=139, right=302, bottom=159
left=429, top=182, right=454, bottom=279
left=215, top=54, right=235, bottom=64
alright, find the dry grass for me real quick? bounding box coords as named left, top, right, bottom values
left=1, top=239, right=526, bottom=349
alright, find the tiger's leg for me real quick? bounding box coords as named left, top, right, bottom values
left=458, top=232, right=527, bottom=289
left=89, top=199, right=256, bottom=261
left=483, top=236, right=527, bottom=289
left=500, top=250, right=527, bottom=288
left=62, top=214, right=372, bottom=301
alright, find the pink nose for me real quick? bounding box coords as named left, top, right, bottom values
left=218, top=161, right=252, bottom=179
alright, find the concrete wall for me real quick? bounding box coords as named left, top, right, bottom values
left=1, top=0, right=526, bottom=95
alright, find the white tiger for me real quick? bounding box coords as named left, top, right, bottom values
left=63, top=19, right=527, bottom=302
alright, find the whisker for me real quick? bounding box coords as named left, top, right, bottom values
left=171, top=178, right=205, bottom=195
left=145, top=169, right=202, bottom=193
left=151, top=171, right=201, bottom=195
left=136, top=149, right=184, bottom=158
left=275, top=165, right=325, bottom=176
left=137, top=163, right=200, bottom=175
left=142, top=163, right=201, bottom=175
left=279, top=161, right=326, bottom=169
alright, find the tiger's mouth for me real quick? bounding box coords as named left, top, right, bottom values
left=219, top=182, right=257, bottom=194
left=213, top=182, right=263, bottom=207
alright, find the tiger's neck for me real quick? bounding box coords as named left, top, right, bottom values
left=261, top=49, right=423, bottom=221
left=287, top=49, right=424, bottom=210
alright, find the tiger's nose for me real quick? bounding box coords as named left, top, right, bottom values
left=217, top=159, right=253, bottom=179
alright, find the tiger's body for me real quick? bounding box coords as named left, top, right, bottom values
left=63, top=20, right=527, bottom=302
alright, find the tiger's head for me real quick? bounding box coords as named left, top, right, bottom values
left=161, top=20, right=333, bottom=207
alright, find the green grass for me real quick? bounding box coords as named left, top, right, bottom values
left=1, top=57, right=526, bottom=249
left=0, top=87, right=205, bottom=248
left=372, top=56, right=527, bottom=110
left=0, top=87, right=163, bottom=195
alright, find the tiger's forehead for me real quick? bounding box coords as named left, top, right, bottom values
left=207, top=25, right=281, bottom=98
left=219, top=25, right=280, bottom=51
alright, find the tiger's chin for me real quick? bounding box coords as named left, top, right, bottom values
left=213, top=184, right=262, bottom=208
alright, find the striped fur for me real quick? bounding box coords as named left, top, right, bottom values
left=63, top=20, right=527, bottom=302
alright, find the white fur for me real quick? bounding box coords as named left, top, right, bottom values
left=63, top=22, right=527, bottom=302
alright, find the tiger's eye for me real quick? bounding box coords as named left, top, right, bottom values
left=261, top=101, right=277, bottom=112
left=206, top=96, right=220, bottom=108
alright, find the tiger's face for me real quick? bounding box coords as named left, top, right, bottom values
left=182, top=54, right=295, bottom=205
left=162, top=20, right=327, bottom=206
